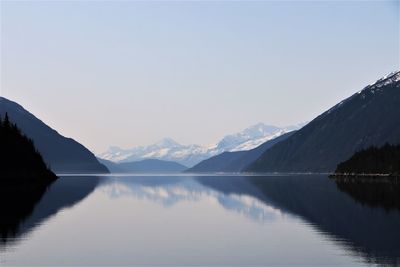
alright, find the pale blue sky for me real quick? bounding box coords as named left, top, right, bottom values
left=1, top=1, right=399, bottom=153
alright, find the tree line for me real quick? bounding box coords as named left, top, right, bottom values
left=0, top=113, right=56, bottom=181
left=335, top=143, right=400, bottom=176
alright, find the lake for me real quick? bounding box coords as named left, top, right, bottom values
left=1, top=174, right=399, bottom=266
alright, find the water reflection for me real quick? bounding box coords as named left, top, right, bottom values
left=101, top=176, right=286, bottom=222
left=0, top=176, right=100, bottom=247
left=249, top=175, right=400, bottom=266
left=333, top=178, right=400, bottom=211
left=1, top=175, right=400, bottom=265
left=102, top=175, right=400, bottom=265
left=0, top=179, right=53, bottom=243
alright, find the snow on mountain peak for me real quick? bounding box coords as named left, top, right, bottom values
left=367, top=70, right=400, bottom=90
left=153, top=138, right=182, bottom=148
left=326, top=71, right=400, bottom=116
left=214, top=123, right=284, bottom=152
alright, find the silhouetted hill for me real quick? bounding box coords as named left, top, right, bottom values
left=0, top=113, right=57, bottom=240
left=99, top=158, right=187, bottom=173
left=0, top=97, right=108, bottom=173
left=187, top=131, right=295, bottom=173
left=247, top=71, right=400, bottom=172
left=0, top=113, right=57, bottom=181
left=334, top=143, right=400, bottom=176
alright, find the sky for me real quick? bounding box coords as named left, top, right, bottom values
left=1, top=1, right=399, bottom=154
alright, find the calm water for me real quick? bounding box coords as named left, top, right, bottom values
left=1, top=175, right=400, bottom=266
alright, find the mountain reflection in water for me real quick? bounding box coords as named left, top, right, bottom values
left=0, top=176, right=100, bottom=247
left=1, top=174, right=399, bottom=266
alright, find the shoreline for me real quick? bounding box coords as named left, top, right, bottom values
left=329, top=173, right=400, bottom=183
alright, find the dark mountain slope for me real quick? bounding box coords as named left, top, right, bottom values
left=186, top=151, right=246, bottom=173
left=0, top=97, right=108, bottom=173
left=99, top=158, right=187, bottom=173
left=97, top=158, right=125, bottom=173
left=247, top=71, right=400, bottom=172
left=0, top=113, right=57, bottom=181
left=187, top=131, right=295, bottom=173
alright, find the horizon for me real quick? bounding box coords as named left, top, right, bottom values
left=1, top=1, right=398, bottom=153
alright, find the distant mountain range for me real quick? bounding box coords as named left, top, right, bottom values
left=99, top=158, right=187, bottom=173
left=0, top=97, right=109, bottom=174
left=99, top=123, right=304, bottom=167
left=247, top=71, right=400, bottom=173
left=4, top=70, right=398, bottom=175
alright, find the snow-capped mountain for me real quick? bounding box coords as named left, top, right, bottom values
left=98, top=123, right=305, bottom=167
left=100, top=139, right=210, bottom=167
left=213, top=123, right=302, bottom=152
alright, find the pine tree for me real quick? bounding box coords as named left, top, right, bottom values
left=3, top=112, right=10, bottom=127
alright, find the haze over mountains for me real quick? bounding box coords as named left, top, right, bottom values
left=99, top=123, right=304, bottom=167
left=99, top=158, right=187, bottom=173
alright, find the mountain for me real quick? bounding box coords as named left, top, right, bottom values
left=99, top=158, right=187, bottom=173
left=0, top=97, right=109, bottom=174
left=211, top=123, right=301, bottom=152
left=0, top=113, right=57, bottom=181
left=100, top=138, right=208, bottom=168
left=246, top=71, right=400, bottom=173
left=186, top=131, right=295, bottom=173
left=118, top=159, right=187, bottom=173
left=97, top=158, right=125, bottom=173
left=99, top=123, right=303, bottom=167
